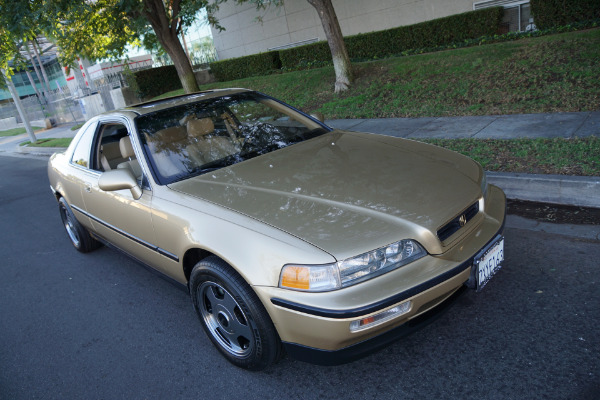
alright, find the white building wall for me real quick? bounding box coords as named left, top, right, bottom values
left=79, top=94, right=105, bottom=121
left=109, top=88, right=127, bottom=110
left=211, top=0, right=479, bottom=60
left=0, top=117, right=17, bottom=130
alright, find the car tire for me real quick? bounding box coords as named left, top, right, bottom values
left=58, top=197, right=101, bottom=253
left=190, top=256, right=282, bottom=371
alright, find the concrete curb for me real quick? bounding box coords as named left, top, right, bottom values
left=17, top=145, right=64, bottom=156
left=487, top=172, right=600, bottom=208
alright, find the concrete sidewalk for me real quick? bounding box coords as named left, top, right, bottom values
left=0, top=121, right=80, bottom=155
left=326, top=111, right=599, bottom=139
left=2, top=111, right=599, bottom=209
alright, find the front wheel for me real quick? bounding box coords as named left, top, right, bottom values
left=58, top=197, right=101, bottom=253
left=190, top=257, right=282, bottom=371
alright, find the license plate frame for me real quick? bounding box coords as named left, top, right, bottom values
left=473, top=235, right=504, bottom=292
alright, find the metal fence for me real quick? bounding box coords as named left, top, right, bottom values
left=0, top=85, right=84, bottom=126
left=1, top=53, right=217, bottom=127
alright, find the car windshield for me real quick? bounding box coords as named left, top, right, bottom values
left=135, top=92, right=330, bottom=185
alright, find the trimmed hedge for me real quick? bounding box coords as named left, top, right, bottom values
left=133, top=66, right=182, bottom=99
left=280, top=7, right=503, bottom=67
left=397, top=18, right=599, bottom=56
left=531, top=0, right=600, bottom=29
left=210, top=51, right=281, bottom=82
left=211, top=7, right=503, bottom=79
left=278, top=42, right=330, bottom=70
left=351, top=6, right=503, bottom=59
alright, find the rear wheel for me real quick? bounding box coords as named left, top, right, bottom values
left=190, top=256, right=281, bottom=371
left=58, top=198, right=101, bottom=253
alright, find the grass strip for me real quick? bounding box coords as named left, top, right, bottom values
left=0, top=126, right=44, bottom=137
left=20, top=138, right=72, bottom=148
left=18, top=136, right=598, bottom=176
left=418, top=137, right=600, bottom=176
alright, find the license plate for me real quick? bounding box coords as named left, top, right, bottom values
left=474, top=236, right=504, bottom=291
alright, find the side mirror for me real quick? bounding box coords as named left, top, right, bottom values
left=310, top=112, right=325, bottom=123
left=98, top=169, right=142, bottom=200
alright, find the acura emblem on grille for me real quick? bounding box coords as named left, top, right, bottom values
left=459, top=214, right=467, bottom=227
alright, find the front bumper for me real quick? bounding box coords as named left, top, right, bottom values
left=253, top=185, right=506, bottom=364
left=283, top=285, right=468, bottom=365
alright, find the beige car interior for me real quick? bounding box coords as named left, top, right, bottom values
left=97, top=124, right=142, bottom=180
left=99, top=141, right=127, bottom=171
left=116, top=136, right=143, bottom=179
left=185, top=117, right=240, bottom=165
left=143, top=114, right=242, bottom=179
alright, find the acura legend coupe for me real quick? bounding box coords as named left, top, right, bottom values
left=48, top=89, right=505, bottom=370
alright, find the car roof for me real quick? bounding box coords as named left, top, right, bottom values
left=120, top=88, right=252, bottom=116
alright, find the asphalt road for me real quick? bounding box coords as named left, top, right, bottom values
left=1, top=155, right=599, bottom=400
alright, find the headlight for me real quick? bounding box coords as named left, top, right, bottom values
left=279, top=239, right=426, bottom=292
left=480, top=171, right=488, bottom=198
left=279, top=264, right=340, bottom=292
left=479, top=171, right=488, bottom=211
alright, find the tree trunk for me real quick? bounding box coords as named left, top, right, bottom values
left=32, top=40, right=53, bottom=93
left=24, top=69, right=42, bottom=99
left=307, top=0, right=353, bottom=92
left=28, top=41, right=57, bottom=116
left=142, top=0, right=199, bottom=94
left=2, top=68, right=37, bottom=143
left=159, top=31, right=199, bottom=94
left=25, top=45, right=49, bottom=94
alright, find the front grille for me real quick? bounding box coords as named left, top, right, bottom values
left=437, top=202, right=479, bottom=242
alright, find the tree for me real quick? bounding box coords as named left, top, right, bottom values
left=132, top=0, right=203, bottom=93
left=306, top=0, right=353, bottom=92
left=0, top=1, right=36, bottom=76
left=2, top=0, right=220, bottom=94
left=0, top=2, right=40, bottom=142
left=0, top=28, right=19, bottom=79
left=2, top=68, right=37, bottom=143
left=224, top=0, right=353, bottom=92
left=40, top=0, right=224, bottom=94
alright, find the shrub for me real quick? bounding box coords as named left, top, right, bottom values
left=210, top=51, right=281, bottom=81
left=531, top=0, right=600, bottom=29
left=279, top=41, right=332, bottom=68
left=133, top=66, right=182, bottom=99
left=278, top=7, right=503, bottom=68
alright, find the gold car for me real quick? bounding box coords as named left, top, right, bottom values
left=48, top=89, right=505, bottom=370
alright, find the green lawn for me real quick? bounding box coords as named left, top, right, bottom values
left=0, top=126, right=44, bottom=137
left=159, top=29, right=600, bottom=118
left=420, top=137, right=600, bottom=176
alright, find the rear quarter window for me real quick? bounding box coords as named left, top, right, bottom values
left=70, top=121, right=98, bottom=168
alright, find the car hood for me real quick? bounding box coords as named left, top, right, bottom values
left=168, top=130, right=483, bottom=259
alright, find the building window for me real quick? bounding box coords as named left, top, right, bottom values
left=474, top=0, right=534, bottom=33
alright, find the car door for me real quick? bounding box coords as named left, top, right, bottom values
left=79, top=117, right=159, bottom=267
left=61, top=120, right=100, bottom=232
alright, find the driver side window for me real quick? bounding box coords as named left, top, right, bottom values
left=92, top=123, right=129, bottom=173
left=92, top=122, right=149, bottom=188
